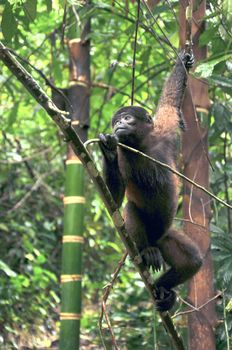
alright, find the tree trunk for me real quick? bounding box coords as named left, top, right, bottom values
left=180, top=1, right=217, bottom=349
left=59, top=21, right=90, bottom=350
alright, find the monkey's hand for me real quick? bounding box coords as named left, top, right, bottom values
left=180, top=50, right=194, bottom=70
left=99, top=133, right=118, bottom=162
left=141, top=246, right=163, bottom=272
left=155, top=287, right=176, bottom=312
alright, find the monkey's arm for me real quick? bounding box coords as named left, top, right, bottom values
left=99, top=134, right=125, bottom=207
left=154, top=51, right=194, bottom=135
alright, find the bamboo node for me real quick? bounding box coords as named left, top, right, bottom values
left=63, top=196, right=85, bottom=204
left=62, top=235, right=84, bottom=243
left=66, top=158, right=81, bottom=164
left=61, top=274, right=82, bottom=283
left=196, top=107, right=209, bottom=115
left=60, top=312, right=81, bottom=320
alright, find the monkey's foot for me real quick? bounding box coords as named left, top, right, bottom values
left=155, top=287, right=176, bottom=312
left=140, top=246, right=163, bottom=271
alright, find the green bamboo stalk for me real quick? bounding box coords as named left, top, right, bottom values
left=59, top=18, right=90, bottom=349
left=60, top=158, right=85, bottom=349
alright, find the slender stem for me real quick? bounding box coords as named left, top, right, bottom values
left=85, top=138, right=232, bottom=210
left=131, top=0, right=141, bottom=105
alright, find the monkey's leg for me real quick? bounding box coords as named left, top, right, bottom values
left=154, top=228, right=203, bottom=311
left=124, top=202, right=163, bottom=271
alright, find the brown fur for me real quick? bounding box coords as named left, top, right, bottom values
left=99, top=52, right=202, bottom=311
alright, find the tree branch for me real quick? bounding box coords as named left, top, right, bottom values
left=0, top=41, right=186, bottom=350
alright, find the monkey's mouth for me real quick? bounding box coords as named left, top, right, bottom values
left=115, top=125, right=134, bottom=132
left=115, top=127, right=127, bottom=133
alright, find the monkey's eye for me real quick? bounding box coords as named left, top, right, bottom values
left=124, top=114, right=131, bottom=120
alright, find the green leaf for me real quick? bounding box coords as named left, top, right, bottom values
left=0, top=223, right=9, bottom=232
left=212, top=102, right=231, bottom=130
left=0, top=260, right=17, bottom=277
left=50, top=290, right=60, bottom=303
left=195, top=52, right=232, bottom=78
left=226, top=298, right=232, bottom=312
left=210, top=224, right=224, bottom=234
left=1, top=2, right=18, bottom=42
left=195, top=64, right=213, bottom=78
left=23, top=0, right=37, bottom=22
left=107, top=242, right=122, bottom=253
left=199, top=25, right=218, bottom=46
left=210, top=75, right=232, bottom=88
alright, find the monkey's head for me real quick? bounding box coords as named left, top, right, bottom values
left=112, top=106, right=153, bottom=146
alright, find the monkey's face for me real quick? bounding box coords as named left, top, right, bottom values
left=113, top=113, right=137, bottom=137
left=112, top=107, right=153, bottom=146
